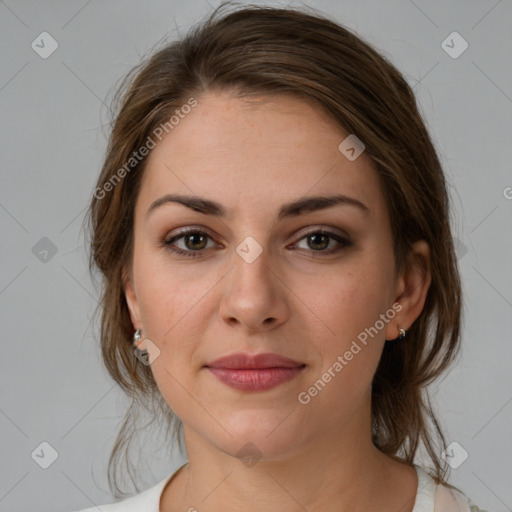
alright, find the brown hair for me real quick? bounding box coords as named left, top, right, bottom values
left=84, top=1, right=462, bottom=497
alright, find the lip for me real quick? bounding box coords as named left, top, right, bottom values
left=206, top=352, right=304, bottom=369
left=205, top=352, right=306, bottom=392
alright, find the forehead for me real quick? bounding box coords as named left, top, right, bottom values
left=137, top=90, right=386, bottom=221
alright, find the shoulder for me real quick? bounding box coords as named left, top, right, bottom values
left=434, top=482, right=489, bottom=512
left=414, top=465, right=487, bottom=512
left=71, top=490, right=152, bottom=512
left=70, top=464, right=186, bottom=512
left=70, top=474, right=171, bottom=512
left=434, top=483, right=470, bottom=512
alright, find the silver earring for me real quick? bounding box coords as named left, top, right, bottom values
left=398, top=327, right=407, bottom=340
left=133, top=328, right=142, bottom=347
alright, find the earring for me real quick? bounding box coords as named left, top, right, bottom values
left=398, top=327, right=407, bottom=340
left=386, top=326, right=408, bottom=342
left=133, top=328, right=143, bottom=348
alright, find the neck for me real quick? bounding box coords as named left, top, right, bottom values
left=162, top=412, right=418, bottom=512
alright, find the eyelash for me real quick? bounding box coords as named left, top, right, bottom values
left=163, top=228, right=353, bottom=258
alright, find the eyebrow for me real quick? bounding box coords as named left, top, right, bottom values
left=146, top=193, right=369, bottom=221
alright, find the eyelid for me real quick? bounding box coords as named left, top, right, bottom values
left=292, top=224, right=351, bottom=242
left=164, top=224, right=218, bottom=240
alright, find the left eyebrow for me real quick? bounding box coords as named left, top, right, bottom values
left=145, top=193, right=369, bottom=220
left=277, top=194, right=369, bottom=220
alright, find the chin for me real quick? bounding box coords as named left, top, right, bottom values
left=212, top=411, right=304, bottom=462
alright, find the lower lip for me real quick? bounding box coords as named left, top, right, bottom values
left=206, top=366, right=305, bottom=391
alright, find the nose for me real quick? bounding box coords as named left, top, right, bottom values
left=219, top=243, right=289, bottom=333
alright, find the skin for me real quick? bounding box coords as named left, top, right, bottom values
left=123, top=90, right=431, bottom=512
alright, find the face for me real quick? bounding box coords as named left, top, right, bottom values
left=123, top=90, right=427, bottom=460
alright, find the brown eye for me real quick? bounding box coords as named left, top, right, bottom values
left=306, top=233, right=330, bottom=251
left=164, top=229, right=216, bottom=257
left=293, top=230, right=353, bottom=255
left=182, top=232, right=208, bottom=250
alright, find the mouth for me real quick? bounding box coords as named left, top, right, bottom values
left=204, top=352, right=306, bottom=392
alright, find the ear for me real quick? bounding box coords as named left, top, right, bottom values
left=122, top=263, right=142, bottom=330
left=385, top=240, right=431, bottom=340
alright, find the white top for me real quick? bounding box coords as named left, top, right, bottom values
left=73, top=463, right=474, bottom=512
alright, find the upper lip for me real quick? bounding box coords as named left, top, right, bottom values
left=205, top=352, right=305, bottom=369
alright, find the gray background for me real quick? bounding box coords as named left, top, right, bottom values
left=1, top=0, right=511, bottom=511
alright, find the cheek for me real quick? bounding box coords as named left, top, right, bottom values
left=135, top=246, right=192, bottom=317
left=317, top=260, right=394, bottom=340
left=134, top=256, right=221, bottom=357
left=299, top=270, right=390, bottom=413
left=134, top=267, right=210, bottom=415
left=304, top=256, right=394, bottom=401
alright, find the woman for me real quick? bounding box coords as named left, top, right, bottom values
left=77, top=3, right=486, bottom=511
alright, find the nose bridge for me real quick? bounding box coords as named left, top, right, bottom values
left=231, top=235, right=274, bottom=298
left=219, top=234, right=287, bottom=330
